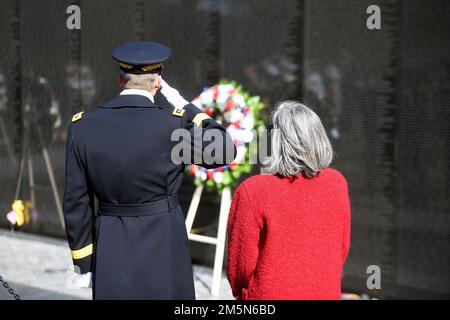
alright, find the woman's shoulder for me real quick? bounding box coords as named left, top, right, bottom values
left=239, top=174, right=280, bottom=189
left=234, top=174, right=281, bottom=199
left=236, top=169, right=347, bottom=194
left=319, top=168, right=348, bottom=186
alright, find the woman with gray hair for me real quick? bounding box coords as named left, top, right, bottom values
left=227, top=100, right=351, bottom=300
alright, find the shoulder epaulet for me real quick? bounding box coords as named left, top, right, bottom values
left=72, top=111, right=84, bottom=123
left=172, top=108, right=185, bottom=118
left=192, top=113, right=211, bottom=126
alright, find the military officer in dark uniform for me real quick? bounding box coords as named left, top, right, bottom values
left=63, top=41, right=236, bottom=299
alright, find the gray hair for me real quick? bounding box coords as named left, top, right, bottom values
left=121, top=71, right=158, bottom=89
left=262, top=100, right=333, bottom=178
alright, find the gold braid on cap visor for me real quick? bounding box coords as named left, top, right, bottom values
left=120, top=62, right=164, bottom=72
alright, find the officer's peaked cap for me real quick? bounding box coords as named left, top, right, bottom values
left=112, top=41, right=171, bottom=74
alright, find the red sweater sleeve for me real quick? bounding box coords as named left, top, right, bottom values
left=227, top=183, right=262, bottom=300
left=342, top=180, right=351, bottom=265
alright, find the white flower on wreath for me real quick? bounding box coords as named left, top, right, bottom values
left=233, top=94, right=245, bottom=108
left=213, top=171, right=224, bottom=184
left=241, top=115, right=254, bottom=131
left=229, top=109, right=244, bottom=123
left=219, top=84, right=233, bottom=94
left=200, top=90, right=214, bottom=105
left=196, top=170, right=207, bottom=181
left=217, top=93, right=228, bottom=105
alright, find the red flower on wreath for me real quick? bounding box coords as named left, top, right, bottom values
left=204, top=108, right=214, bottom=117
left=224, top=100, right=235, bottom=111
left=213, top=85, right=219, bottom=100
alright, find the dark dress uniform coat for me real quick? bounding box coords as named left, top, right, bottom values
left=63, top=92, right=236, bottom=299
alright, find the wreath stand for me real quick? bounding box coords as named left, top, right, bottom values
left=10, top=102, right=65, bottom=230
left=185, top=185, right=232, bottom=297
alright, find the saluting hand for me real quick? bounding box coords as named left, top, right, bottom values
left=159, top=77, right=189, bottom=109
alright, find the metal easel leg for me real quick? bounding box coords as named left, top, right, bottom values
left=42, top=147, right=65, bottom=229
left=211, top=187, right=231, bottom=297
left=27, top=156, right=36, bottom=211
left=185, top=185, right=204, bottom=233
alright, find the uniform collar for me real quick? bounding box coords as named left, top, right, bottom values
left=100, top=91, right=160, bottom=109
left=120, top=88, right=154, bottom=103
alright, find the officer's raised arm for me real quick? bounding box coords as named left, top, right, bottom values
left=161, top=79, right=237, bottom=169
left=63, top=116, right=95, bottom=275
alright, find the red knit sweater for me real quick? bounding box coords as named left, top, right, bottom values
left=226, top=168, right=351, bottom=300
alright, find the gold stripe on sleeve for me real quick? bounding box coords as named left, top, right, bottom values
left=71, top=243, right=93, bottom=260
